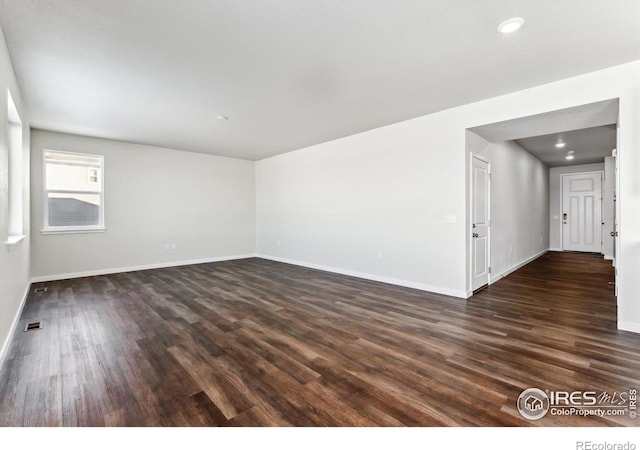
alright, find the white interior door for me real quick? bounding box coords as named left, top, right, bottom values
left=472, top=156, right=490, bottom=291
left=613, top=146, right=619, bottom=296
left=562, top=172, right=603, bottom=252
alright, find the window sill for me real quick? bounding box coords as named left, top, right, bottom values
left=4, top=234, right=26, bottom=247
left=41, top=228, right=107, bottom=235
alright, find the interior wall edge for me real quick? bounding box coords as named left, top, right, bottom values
left=30, top=254, right=256, bottom=283
left=489, top=249, right=549, bottom=285
left=256, top=254, right=468, bottom=299
left=618, top=321, right=640, bottom=334
left=0, top=281, right=31, bottom=372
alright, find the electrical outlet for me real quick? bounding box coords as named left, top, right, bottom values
left=164, top=243, right=170, bottom=251
left=170, top=243, right=176, bottom=250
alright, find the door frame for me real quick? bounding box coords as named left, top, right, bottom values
left=560, top=170, right=604, bottom=252
left=469, top=153, right=491, bottom=294
left=612, top=148, right=618, bottom=268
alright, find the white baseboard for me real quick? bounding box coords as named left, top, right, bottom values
left=0, top=281, right=32, bottom=371
left=256, top=254, right=467, bottom=299
left=30, top=254, right=256, bottom=283
left=618, top=321, right=640, bottom=334
left=490, top=249, right=549, bottom=285
left=550, top=248, right=614, bottom=262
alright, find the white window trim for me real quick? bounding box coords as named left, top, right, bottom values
left=7, top=89, right=24, bottom=240
left=41, top=227, right=106, bottom=235
left=42, top=149, right=106, bottom=234
left=3, top=234, right=26, bottom=247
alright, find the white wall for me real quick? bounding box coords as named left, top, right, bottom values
left=603, top=156, right=615, bottom=260
left=256, top=111, right=469, bottom=298
left=467, top=133, right=549, bottom=283
left=0, top=27, right=31, bottom=365
left=31, top=130, right=256, bottom=280
left=549, top=163, right=604, bottom=251
left=256, top=60, right=640, bottom=331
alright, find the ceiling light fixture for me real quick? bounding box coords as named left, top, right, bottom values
left=565, top=155, right=575, bottom=160
left=568, top=150, right=575, bottom=154
left=555, top=142, right=566, bottom=148
left=216, top=115, right=229, bottom=120
left=498, top=17, right=525, bottom=34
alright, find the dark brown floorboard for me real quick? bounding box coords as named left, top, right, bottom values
left=1, top=252, right=639, bottom=426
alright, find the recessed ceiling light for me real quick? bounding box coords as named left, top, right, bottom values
left=498, top=17, right=525, bottom=34
left=566, top=155, right=575, bottom=160
left=555, top=142, right=566, bottom=148
left=568, top=150, right=575, bottom=154
left=216, top=115, right=229, bottom=120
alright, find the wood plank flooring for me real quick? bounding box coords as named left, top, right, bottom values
left=1, top=252, right=639, bottom=426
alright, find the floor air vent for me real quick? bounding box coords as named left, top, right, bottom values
left=24, top=321, right=42, bottom=332
left=34, top=287, right=48, bottom=293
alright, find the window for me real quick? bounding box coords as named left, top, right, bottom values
left=7, top=90, right=24, bottom=243
left=43, top=150, right=105, bottom=233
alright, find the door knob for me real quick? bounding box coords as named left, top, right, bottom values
left=610, top=231, right=618, bottom=237
left=472, top=233, right=479, bottom=238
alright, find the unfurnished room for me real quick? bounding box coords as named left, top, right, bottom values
left=0, top=1, right=640, bottom=447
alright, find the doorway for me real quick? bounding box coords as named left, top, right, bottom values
left=466, top=98, right=619, bottom=301
left=471, top=155, right=490, bottom=292
left=561, top=171, right=603, bottom=253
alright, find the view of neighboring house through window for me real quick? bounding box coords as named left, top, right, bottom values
left=88, top=168, right=98, bottom=183
left=7, top=90, right=23, bottom=241
left=44, top=150, right=104, bottom=232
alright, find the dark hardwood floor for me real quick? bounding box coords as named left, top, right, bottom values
left=1, top=252, right=639, bottom=426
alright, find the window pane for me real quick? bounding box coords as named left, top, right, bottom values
left=48, top=193, right=100, bottom=227
left=45, top=151, right=102, bottom=192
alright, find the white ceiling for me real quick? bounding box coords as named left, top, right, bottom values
left=1, top=1, right=639, bottom=160
left=468, top=99, right=618, bottom=143
left=470, top=99, right=618, bottom=167
left=515, top=125, right=616, bottom=167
